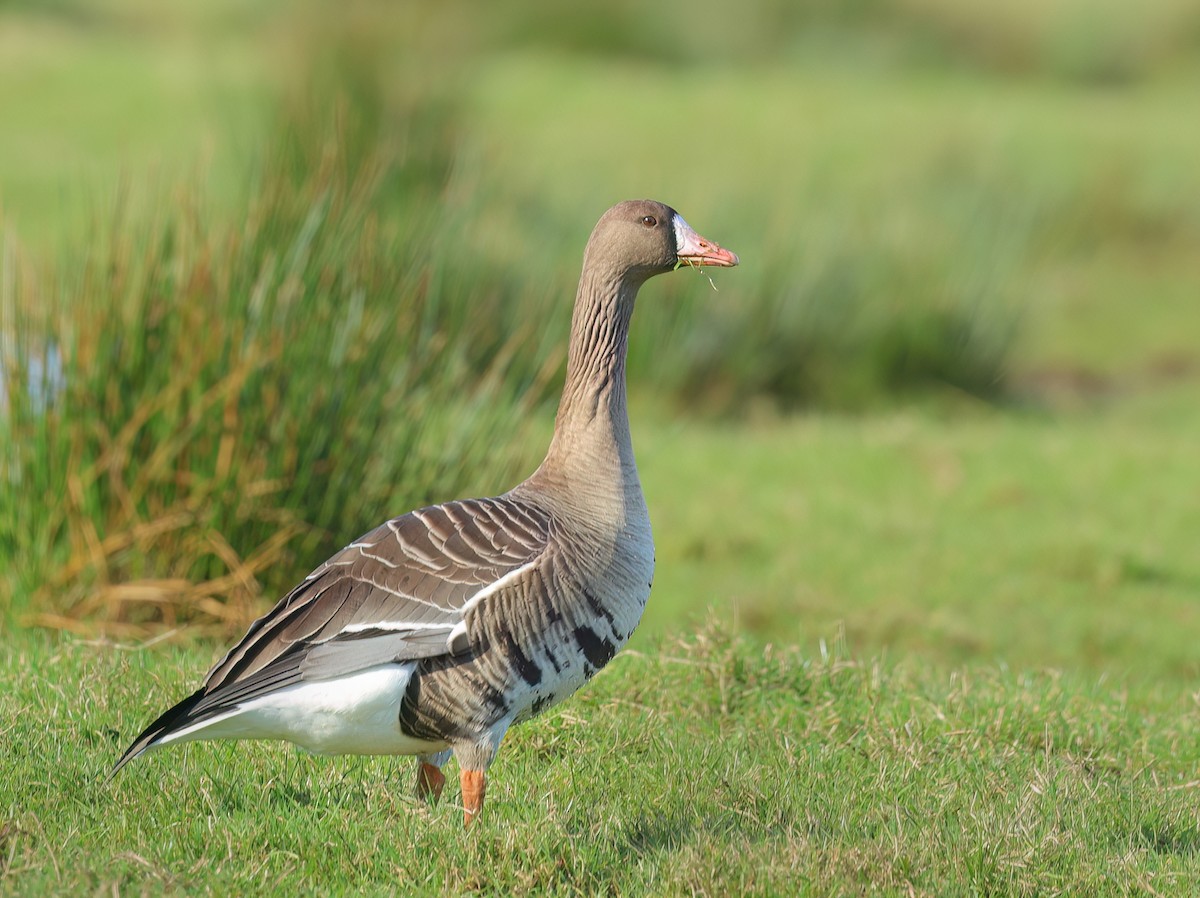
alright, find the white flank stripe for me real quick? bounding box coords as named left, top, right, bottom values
left=153, top=664, right=444, bottom=756
left=442, top=558, right=540, bottom=653
left=447, top=620, right=469, bottom=654
left=459, top=559, right=539, bottom=616
left=341, top=621, right=451, bottom=634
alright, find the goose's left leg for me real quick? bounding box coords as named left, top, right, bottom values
left=460, top=768, right=486, bottom=826
left=454, top=730, right=507, bottom=827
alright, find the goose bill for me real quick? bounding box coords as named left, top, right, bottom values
left=673, top=214, right=739, bottom=267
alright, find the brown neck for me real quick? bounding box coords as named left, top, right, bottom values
left=529, top=260, right=645, bottom=504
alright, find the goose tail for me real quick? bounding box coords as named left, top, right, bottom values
left=107, top=687, right=205, bottom=782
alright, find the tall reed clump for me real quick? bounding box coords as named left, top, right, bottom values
left=0, top=87, right=550, bottom=638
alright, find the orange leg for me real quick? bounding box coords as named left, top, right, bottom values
left=460, top=769, right=486, bottom=827
left=416, top=761, right=446, bottom=803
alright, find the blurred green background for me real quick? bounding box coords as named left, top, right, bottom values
left=1, top=0, right=1198, bottom=680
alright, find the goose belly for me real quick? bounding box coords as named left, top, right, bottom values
left=156, top=664, right=446, bottom=757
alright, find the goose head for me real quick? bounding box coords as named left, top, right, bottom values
left=584, top=199, right=739, bottom=283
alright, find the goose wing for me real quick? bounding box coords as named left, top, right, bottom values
left=112, top=496, right=550, bottom=773
left=206, top=496, right=551, bottom=689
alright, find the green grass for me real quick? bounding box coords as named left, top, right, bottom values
left=0, top=2, right=270, bottom=249
left=4, top=383, right=1199, bottom=894
left=4, top=1, right=1200, bottom=894
left=3, top=626, right=1199, bottom=895
left=637, top=384, right=1200, bottom=685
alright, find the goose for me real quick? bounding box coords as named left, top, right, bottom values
left=111, top=199, right=738, bottom=825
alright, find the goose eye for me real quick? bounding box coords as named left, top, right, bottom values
left=641, top=215, right=657, bottom=228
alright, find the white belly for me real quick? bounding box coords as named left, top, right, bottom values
left=154, top=664, right=446, bottom=757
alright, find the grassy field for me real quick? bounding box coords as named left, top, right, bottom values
left=5, top=626, right=1200, bottom=895
left=3, top=1, right=1200, bottom=895
left=5, top=389, right=1198, bottom=894
left=638, top=385, right=1200, bottom=685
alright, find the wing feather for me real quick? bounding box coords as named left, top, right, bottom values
left=299, top=628, right=456, bottom=679
left=112, top=495, right=555, bottom=774
left=198, top=496, right=550, bottom=699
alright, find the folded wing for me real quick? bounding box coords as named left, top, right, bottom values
left=110, top=496, right=550, bottom=773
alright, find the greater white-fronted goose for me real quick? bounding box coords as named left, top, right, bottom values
left=111, top=199, right=739, bottom=825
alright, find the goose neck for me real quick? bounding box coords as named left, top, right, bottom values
left=538, top=264, right=642, bottom=492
